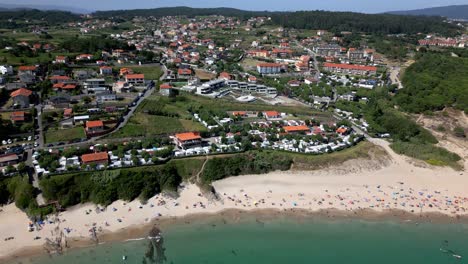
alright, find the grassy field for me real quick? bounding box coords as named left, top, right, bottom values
left=126, top=65, right=163, bottom=80
left=110, top=114, right=206, bottom=138
left=110, top=92, right=332, bottom=139
left=44, top=127, right=86, bottom=144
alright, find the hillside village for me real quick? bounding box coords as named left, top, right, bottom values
left=0, top=10, right=466, bottom=193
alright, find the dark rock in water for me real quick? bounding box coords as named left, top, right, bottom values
left=143, top=225, right=167, bottom=264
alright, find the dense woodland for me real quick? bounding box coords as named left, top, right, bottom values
left=60, top=36, right=135, bottom=53
left=94, top=7, right=459, bottom=35
left=0, top=9, right=81, bottom=28
left=270, top=11, right=459, bottom=35
left=397, top=51, right=468, bottom=113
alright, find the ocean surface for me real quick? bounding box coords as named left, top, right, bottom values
left=14, top=216, right=468, bottom=264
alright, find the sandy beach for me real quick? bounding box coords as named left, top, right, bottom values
left=0, top=139, right=467, bottom=262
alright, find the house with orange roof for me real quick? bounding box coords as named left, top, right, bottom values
left=219, top=72, right=231, bottom=80
left=336, top=127, right=349, bottom=135
left=81, top=152, right=109, bottom=165
left=177, top=68, right=192, bottom=79
left=49, top=75, right=71, bottom=84
left=232, top=111, right=247, bottom=117
left=248, top=76, right=257, bottom=83
left=263, top=111, right=281, bottom=120
left=86, top=120, right=104, bottom=134
left=10, top=88, right=32, bottom=108
left=283, top=125, right=310, bottom=134
left=55, top=56, right=68, bottom=64
left=119, top=68, right=134, bottom=76
left=159, top=83, right=176, bottom=97
left=174, top=132, right=203, bottom=149
left=125, top=74, right=145, bottom=84
left=18, top=66, right=37, bottom=75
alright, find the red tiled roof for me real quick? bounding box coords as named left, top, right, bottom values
left=62, top=84, right=77, bottom=89
left=10, top=88, right=32, bottom=97
left=178, top=69, right=192, bottom=75
left=10, top=111, right=25, bottom=121
left=18, top=66, right=37, bottom=71
left=175, top=132, right=201, bottom=142
left=126, top=74, right=145, bottom=79
left=81, top=152, right=108, bottom=163
left=86, top=120, right=104, bottom=128
left=323, top=63, right=377, bottom=72
left=50, top=75, right=71, bottom=80
left=336, top=127, right=348, bottom=134
left=257, top=63, right=282, bottom=68
left=159, top=83, right=172, bottom=89
left=263, top=111, right=280, bottom=118
left=283, top=125, right=310, bottom=133
left=232, top=111, right=247, bottom=116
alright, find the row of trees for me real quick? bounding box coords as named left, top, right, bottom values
left=201, top=152, right=293, bottom=184
left=94, top=7, right=459, bottom=35
left=40, top=163, right=182, bottom=207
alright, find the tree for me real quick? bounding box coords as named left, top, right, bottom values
left=16, top=162, right=27, bottom=175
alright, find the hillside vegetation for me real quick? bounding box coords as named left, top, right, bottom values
left=397, top=52, right=468, bottom=113
left=93, top=7, right=459, bottom=35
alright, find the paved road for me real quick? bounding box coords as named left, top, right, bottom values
left=35, top=104, right=44, bottom=148
left=25, top=149, right=45, bottom=205
left=41, top=64, right=168, bottom=150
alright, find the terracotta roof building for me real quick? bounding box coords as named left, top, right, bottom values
left=283, top=125, right=310, bottom=134
left=174, top=132, right=203, bottom=149
left=81, top=152, right=109, bottom=165
left=323, top=63, right=377, bottom=76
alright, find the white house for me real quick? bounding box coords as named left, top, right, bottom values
left=0, top=65, right=13, bottom=75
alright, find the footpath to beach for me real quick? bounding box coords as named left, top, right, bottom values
left=0, top=139, right=467, bottom=261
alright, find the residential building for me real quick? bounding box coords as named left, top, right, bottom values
left=10, top=111, right=26, bottom=123
left=10, top=88, right=32, bottom=108
left=86, top=120, right=104, bottom=134
left=96, top=92, right=117, bottom=103
left=100, top=66, right=113, bottom=75
left=81, top=152, right=109, bottom=165
left=174, top=132, right=203, bottom=149
left=18, top=66, right=37, bottom=76
left=257, top=63, right=283, bottom=74
left=313, top=44, right=341, bottom=57
left=0, top=153, right=20, bottom=167
left=125, top=74, right=145, bottom=84
left=159, top=83, right=176, bottom=97
left=177, top=68, right=192, bottom=79
left=55, top=56, right=68, bottom=64
left=323, top=63, right=377, bottom=76
left=283, top=125, right=310, bottom=134
left=76, top=54, right=94, bottom=61
left=271, top=48, right=293, bottom=58
left=263, top=111, right=281, bottom=120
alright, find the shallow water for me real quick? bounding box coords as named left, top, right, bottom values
left=14, top=217, right=468, bottom=264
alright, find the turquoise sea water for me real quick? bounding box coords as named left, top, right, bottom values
left=14, top=217, right=468, bottom=264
